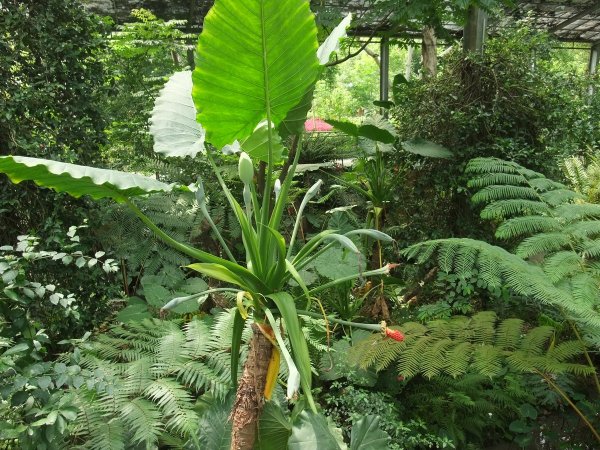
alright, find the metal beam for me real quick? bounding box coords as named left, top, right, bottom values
left=589, top=43, right=599, bottom=75
left=550, top=4, right=600, bottom=33
left=463, top=6, right=487, bottom=53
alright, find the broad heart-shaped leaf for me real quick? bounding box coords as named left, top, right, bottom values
left=326, top=120, right=395, bottom=144
left=402, top=138, right=453, bottom=159
left=288, top=411, right=341, bottom=450
left=193, top=0, right=319, bottom=148
left=256, top=402, right=292, bottom=450
left=0, top=156, right=177, bottom=202
left=349, top=416, right=391, bottom=450
left=317, top=13, right=352, bottom=64
left=278, top=87, right=315, bottom=140
left=149, top=70, right=205, bottom=158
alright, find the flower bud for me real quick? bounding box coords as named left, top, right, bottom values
left=238, top=152, right=254, bottom=185
left=306, top=179, right=323, bottom=200
left=385, top=327, right=405, bottom=342
left=274, top=179, right=281, bottom=202
left=195, top=177, right=206, bottom=207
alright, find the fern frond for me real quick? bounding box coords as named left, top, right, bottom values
left=540, top=189, right=584, bottom=206
left=495, top=216, right=562, bottom=240
left=543, top=251, right=582, bottom=283
left=516, top=232, right=571, bottom=259
left=480, top=199, right=550, bottom=220
left=121, top=398, right=163, bottom=447
left=471, top=185, right=538, bottom=205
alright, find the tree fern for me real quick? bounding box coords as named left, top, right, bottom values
left=70, top=310, right=246, bottom=448
left=349, top=312, right=592, bottom=380
left=403, top=157, right=600, bottom=339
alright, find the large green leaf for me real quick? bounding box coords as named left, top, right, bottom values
left=0, top=156, right=176, bottom=202
left=241, top=122, right=285, bottom=163
left=317, top=13, right=352, bottom=64
left=192, top=0, right=319, bottom=148
left=349, top=416, right=390, bottom=450
left=288, top=411, right=341, bottom=450
left=149, top=70, right=205, bottom=158
left=402, top=138, right=453, bottom=159
left=256, top=402, right=293, bottom=450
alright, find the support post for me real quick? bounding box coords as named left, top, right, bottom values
left=380, top=36, right=390, bottom=115
left=588, top=43, right=599, bottom=97
left=589, top=43, right=599, bottom=75
left=463, top=6, right=487, bottom=53
left=404, top=45, right=414, bottom=81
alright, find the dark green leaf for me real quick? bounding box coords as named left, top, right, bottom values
left=402, top=139, right=453, bottom=159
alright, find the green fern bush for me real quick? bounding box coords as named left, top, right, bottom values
left=349, top=311, right=591, bottom=379
left=403, top=157, right=600, bottom=340
left=68, top=310, right=247, bottom=449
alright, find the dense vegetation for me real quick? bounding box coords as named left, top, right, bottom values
left=0, top=0, right=599, bottom=449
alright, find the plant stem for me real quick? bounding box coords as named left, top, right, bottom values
left=535, top=369, right=600, bottom=443
left=296, top=309, right=382, bottom=332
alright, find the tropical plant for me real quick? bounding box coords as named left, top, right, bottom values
left=563, top=156, right=600, bottom=204
left=0, top=2, right=400, bottom=447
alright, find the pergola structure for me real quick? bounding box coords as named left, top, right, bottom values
left=84, top=0, right=600, bottom=100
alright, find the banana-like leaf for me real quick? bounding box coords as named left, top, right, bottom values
left=326, top=120, right=395, bottom=144
left=0, top=156, right=176, bottom=202
left=193, top=0, right=319, bottom=148
left=345, top=229, right=393, bottom=242
left=317, top=13, right=352, bottom=64
left=402, top=138, right=453, bottom=159
left=149, top=70, right=205, bottom=158
left=268, top=292, right=315, bottom=412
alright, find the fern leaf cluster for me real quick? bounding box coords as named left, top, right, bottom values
left=404, top=157, right=600, bottom=337
left=70, top=310, right=247, bottom=449
left=349, top=312, right=591, bottom=379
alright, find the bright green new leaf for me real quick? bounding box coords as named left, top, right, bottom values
left=0, top=156, right=176, bottom=202
left=241, top=122, right=285, bottom=164
left=402, top=138, right=453, bottom=159
left=187, top=263, right=245, bottom=287
left=193, top=0, right=319, bottom=148
left=230, top=309, right=245, bottom=387
left=149, top=70, right=205, bottom=158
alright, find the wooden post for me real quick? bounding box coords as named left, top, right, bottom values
left=422, top=26, right=437, bottom=77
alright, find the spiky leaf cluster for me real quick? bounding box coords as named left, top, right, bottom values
left=349, top=312, right=591, bottom=379
left=69, top=311, right=248, bottom=449
left=404, top=157, right=600, bottom=336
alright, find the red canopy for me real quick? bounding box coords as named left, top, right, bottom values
left=304, top=118, right=333, bottom=132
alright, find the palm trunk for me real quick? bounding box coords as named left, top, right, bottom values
left=230, top=323, right=273, bottom=450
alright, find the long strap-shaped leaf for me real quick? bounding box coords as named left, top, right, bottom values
left=0, top=156, right=177, bottom=202
left=192, top=0, right=319, bottom=149
left=268, top=292, right=316, bottom=412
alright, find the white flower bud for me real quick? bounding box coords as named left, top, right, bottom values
left=238, top=152, right=254, bottom=185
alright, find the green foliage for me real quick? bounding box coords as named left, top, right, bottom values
left=349, top=311, right=591, bottom=378
left=0, top=0, right=109, bottom=240
left=391, top=25, right=600, bottom=243
left=101, top=8, right=190, bottom=172
left=321, top=381, right=453, bottom=450
left=70, top=312, right=242, bottom=448
left=405, top=157, right=600, bottom=339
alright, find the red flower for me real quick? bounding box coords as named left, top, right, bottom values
left=385, top=328, right=405, bottom=342
left=397, top=375, right=405, bottom=382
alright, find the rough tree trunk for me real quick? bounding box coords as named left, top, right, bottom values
left=230, top=323, right=273, bottom=450
left=421, top=25, right=437, bottom=77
